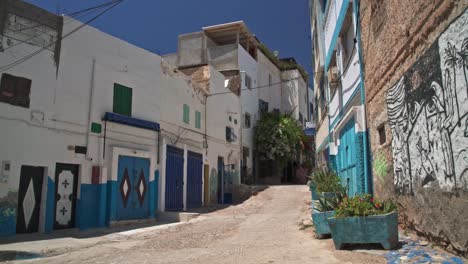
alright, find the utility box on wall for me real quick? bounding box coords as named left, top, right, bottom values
left=1, top=161, right=11, bottom=183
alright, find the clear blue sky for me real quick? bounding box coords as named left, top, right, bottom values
left=26, top=0, right=312, bottom=78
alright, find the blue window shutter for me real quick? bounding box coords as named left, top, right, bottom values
left=195, top=111, right=201, bottom=129
left=183, top=104, right=190, bottom=124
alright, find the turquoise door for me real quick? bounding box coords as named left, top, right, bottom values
left=338, top=119, right=357, bottom=197
left=117, top=156, right=150, bottom=220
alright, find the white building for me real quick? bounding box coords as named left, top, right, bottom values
left=175, top=21, right=309, bottom=185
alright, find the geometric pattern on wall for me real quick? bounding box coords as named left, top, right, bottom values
left=55, top=170, right=74, bottom=226
left=23, top=179, right=35, bottom=230
left=120, top=168, right=131, bottom=208
left=136, top=169, right=146, bottom=207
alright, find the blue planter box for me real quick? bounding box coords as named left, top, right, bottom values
left=327, top=211, right=399, bottom=250
left=312, top=210, right=334, bottom=238
left=309, top=184, right=319, bottom=200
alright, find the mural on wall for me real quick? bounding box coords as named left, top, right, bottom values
left=386, top=11, right=468, bottom=194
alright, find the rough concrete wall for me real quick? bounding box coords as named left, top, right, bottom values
left=179, top=66, right=211, bottom=93
left=0, top=0, right=63, bottom=70
left=207, top=44, right=238, bottom=71
left=177, top=32, right=207, bottom=68
left=360, top=0, right=468, bottom=256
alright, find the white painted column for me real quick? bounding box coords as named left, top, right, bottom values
left=183, top=144, right=188, bottom=211
left=160, top=137, right=167, bottom=212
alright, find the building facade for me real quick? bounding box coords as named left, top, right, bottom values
left=360, top=0, right=468, bottom=256
left=310, top=0, right=372, bottom=196
left=175, top=21, right=310, bottom=185
left=0, top=2, right=310, bottom=237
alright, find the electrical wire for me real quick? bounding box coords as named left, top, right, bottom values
left=0, top=0, right=124, bottom=73
left=207, top=69, right=323, bottom=97
left=3, top=0, right=122, bottom=34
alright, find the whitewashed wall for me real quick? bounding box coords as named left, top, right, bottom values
left=238, top=45, right=258, bottom=173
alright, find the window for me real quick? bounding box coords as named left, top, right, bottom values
left=226, top=126, right=234, bottom=142
left=299, top=113, right=304, bottom=124
left=378, top=124, right=386, bottom=145
left=268, top=74, right=272, bottom=86
left=259, top=99, right=269, bottom=114
left=0, top=73, right=31, bottom=108
left=245, top=74, right=252, bottom=89
left=113, top=83, right=132, bottom=116
left=183, top=104, right=190, bottom=124
left=244, top=112, right=251, bottom=128
left=273, top=108, right=280, bottom=115
left=195, top=111, right=201, bottom=129
left=339, top=9, right=355, bottom=70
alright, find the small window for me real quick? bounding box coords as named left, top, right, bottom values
left=378, top=124, right=386, bottom=145
left=234, top=119, right=238, bottom=125
left=0, top=73, right=31, bottom=108
left=299, top=113, right=304, bottom=124
left=273, top=108, right=280, bottom=115
left=268, top=74, right=272, bottom=86
left=259, top=99, right=269, bottom=114
left=244, top=113, right=251, bottom=128
left=113, top=83, right=132, bottom=116
left=195, top=111, right=201, bottom=129
left=226, top=126, right=234, bottom=142
left=245, top=74, right=252, bottom=89
left=183, top=104, right=190, bottom=124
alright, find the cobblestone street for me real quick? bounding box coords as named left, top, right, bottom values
left=6, top=186, right=382, bottom=264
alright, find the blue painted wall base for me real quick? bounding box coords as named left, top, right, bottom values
left=45, top=176, right=55, bottom=233
left=0, top=207, right=16, bottom=236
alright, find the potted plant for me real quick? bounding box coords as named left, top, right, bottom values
left=309, top=169, right=344, bottom=201
left=327, top=194, right=398, bottom=250
left=312, top=195, right=340, bottom=238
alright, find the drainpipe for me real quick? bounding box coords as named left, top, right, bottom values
left=85, top=58, right=96, bottom=162
left=354, top=0, right=372, bottom=195
left=239, top=71, right=245, bottom=185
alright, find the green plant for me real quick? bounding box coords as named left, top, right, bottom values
left=374, top=151, right=388, bottom=182
left=309, top=169, right=345, bottom=193
left=313, top=195, right=341, bottom=212
left=335, top=194, right=397, bottom=218
left=254, top=112, right=304, bottom=168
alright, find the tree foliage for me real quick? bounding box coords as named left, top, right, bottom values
left=254, top=112, right=305, bottom=167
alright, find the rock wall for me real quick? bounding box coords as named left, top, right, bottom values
left=360, top=0, right=468, bottom=257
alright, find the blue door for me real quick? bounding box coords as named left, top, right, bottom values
left=338, top=119, right=357, bottom=197
left=117, top=156, right=150, bottom=220
left=165, top=146, right=184, bottom=211
left=187, top=151, right=203, bottom=209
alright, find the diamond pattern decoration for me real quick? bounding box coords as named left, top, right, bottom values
left=136, top=169, right=146, bottom=207
left=120, top=168, right=131, bottom=208
left=23, top=179, right=35, bottom=230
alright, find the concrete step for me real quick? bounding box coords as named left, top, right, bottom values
left=156, top=212, right=200, bottom=223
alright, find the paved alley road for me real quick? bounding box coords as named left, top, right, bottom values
left=27, top=186, right=385, bottom=264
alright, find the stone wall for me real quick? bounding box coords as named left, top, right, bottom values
left=360, top=0, right=468, bottom=256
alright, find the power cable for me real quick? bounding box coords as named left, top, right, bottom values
left=0, top=0, right=124, bottom=73
left=3, top=0, right=121, bottom=34
left=207, top=69, right=324, bottom=97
